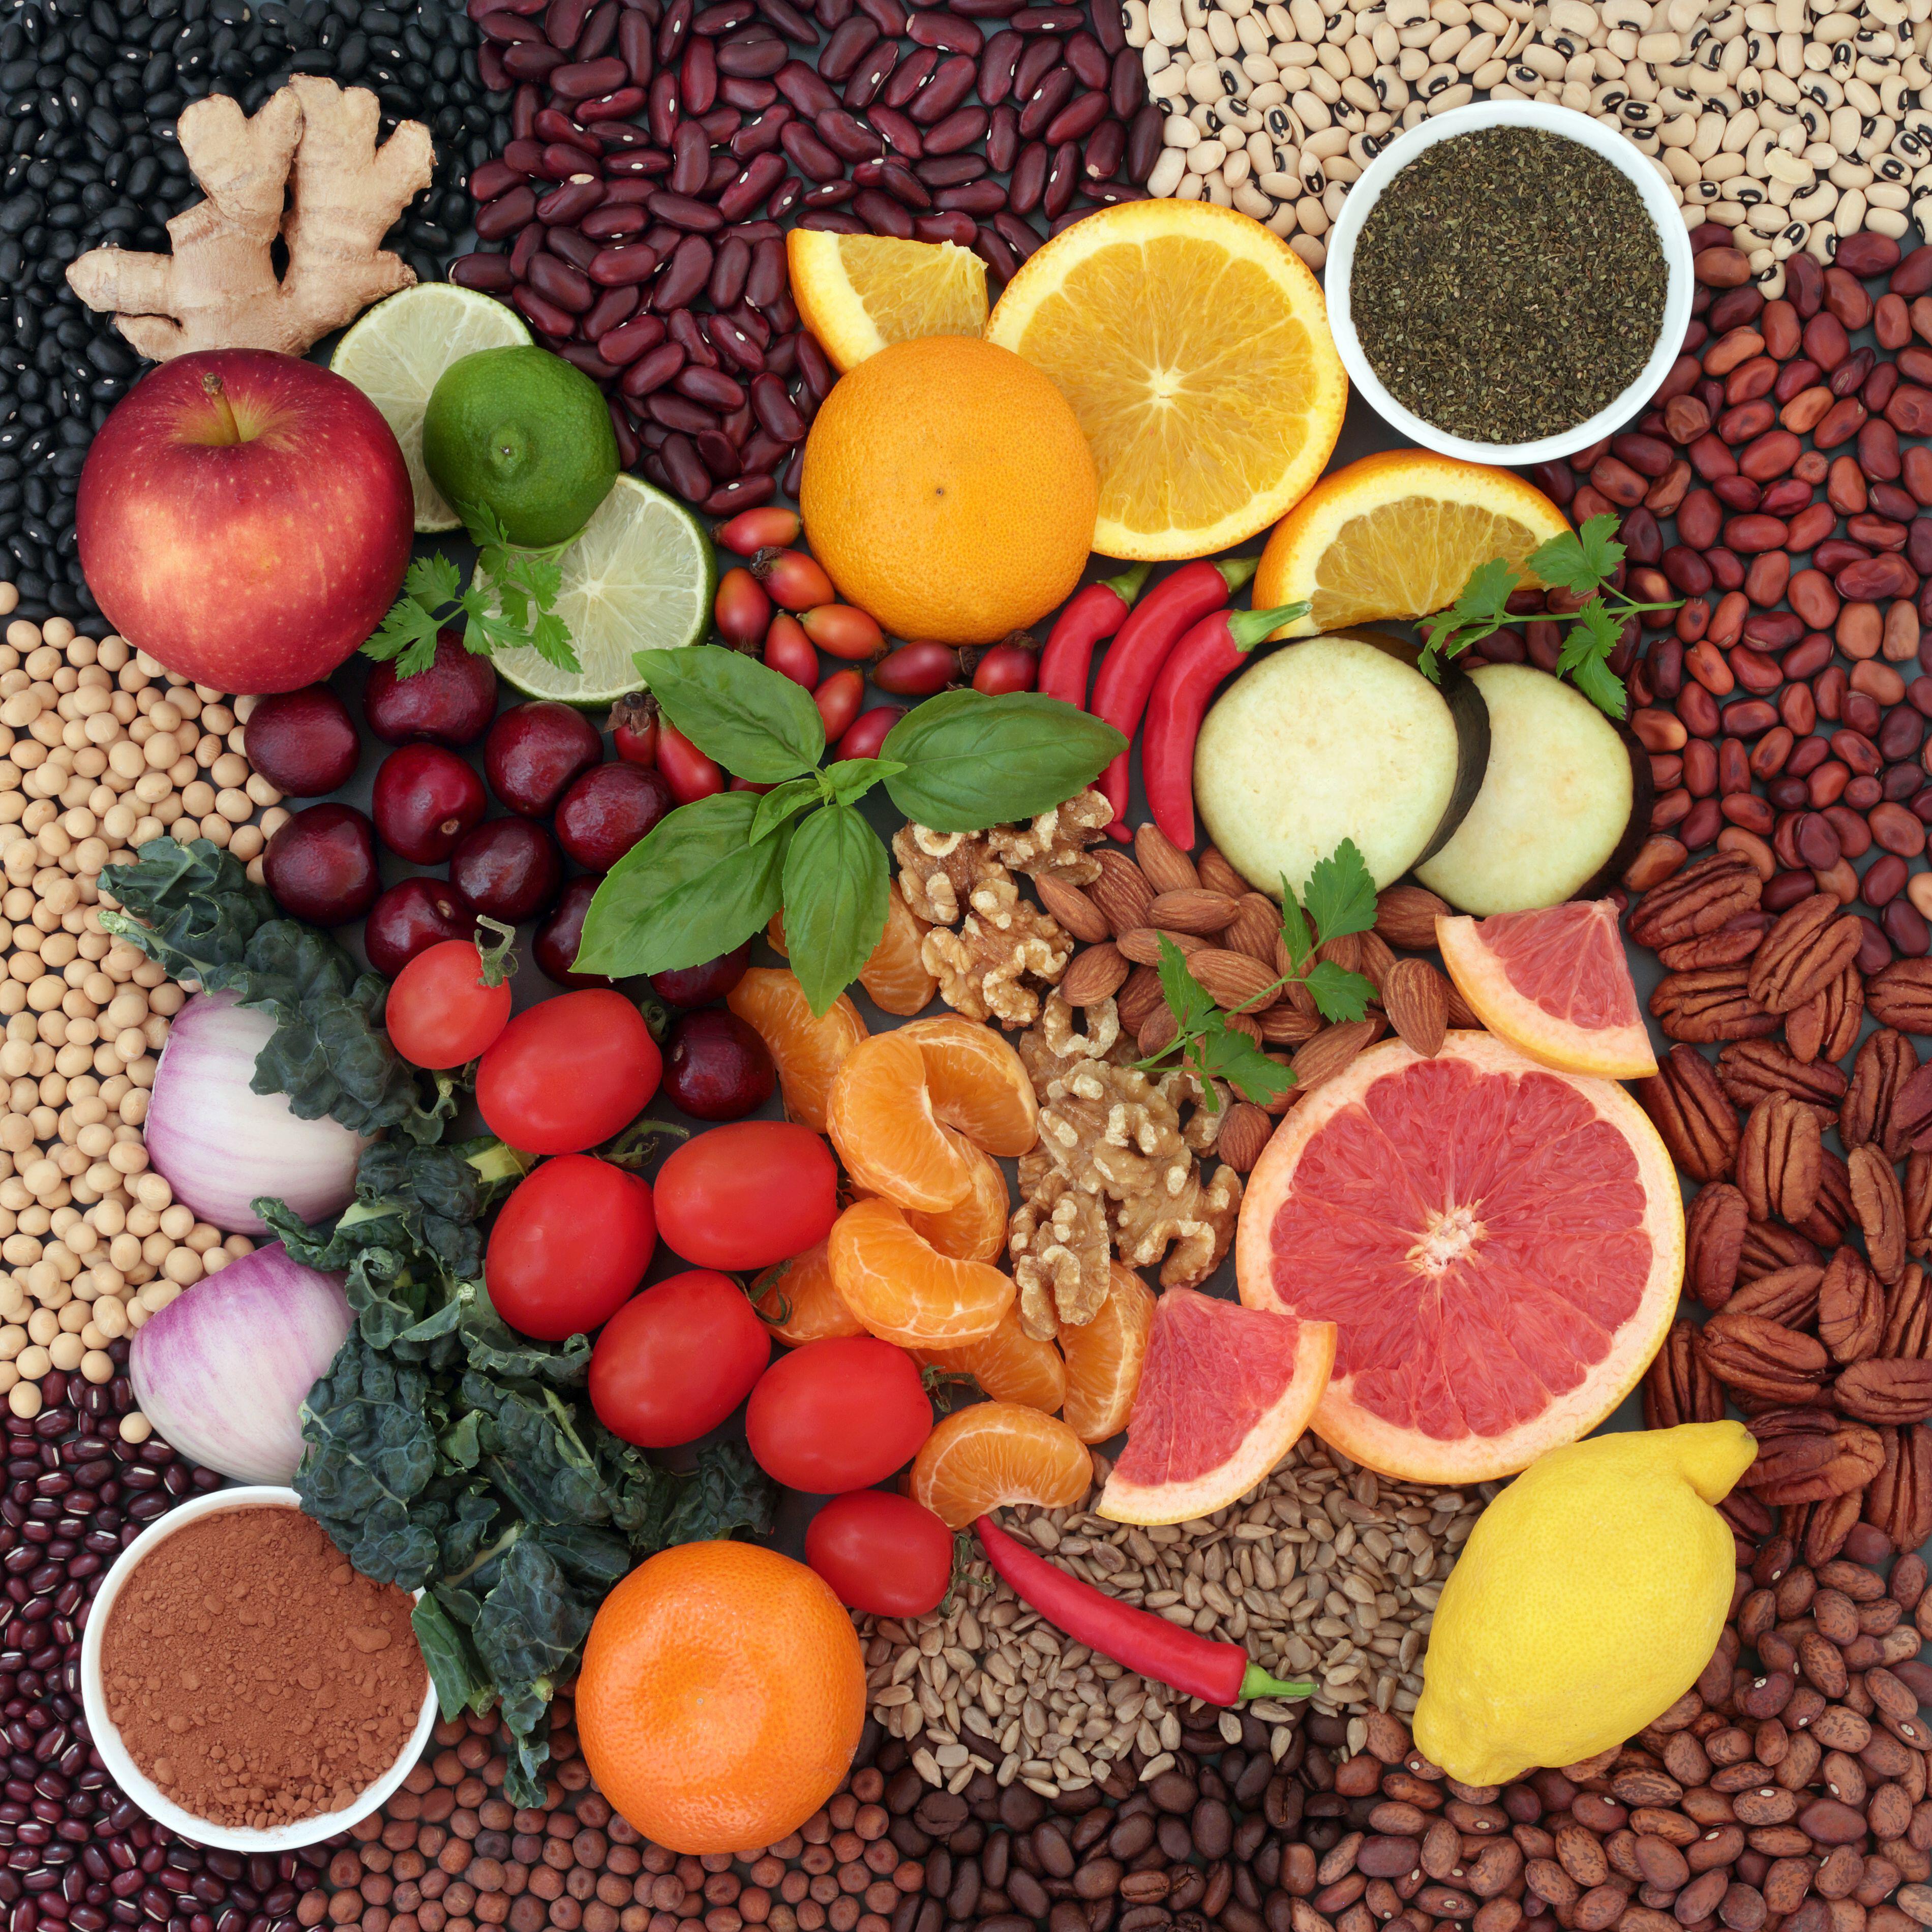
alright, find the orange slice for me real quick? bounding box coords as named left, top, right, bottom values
left=920, top=1309, right=1067, bottom=1413
left=826, top=1031, right=976, bottom=1210
left=786, top=232, right=988, bottom=373
left=768, top=886, right=938, bottom=1018
left=727, top=968, right=867, bottom=1134
left=753, top=1238, right=864, bottom=1347
left=895, top=1016, right=1039, bottom=1157
left=1060, top=1262, right=1156, bottom=1444
left=910, top=1402, right=1093, bottom=1530
left=905, top=1130, right=1010, bottom=1262
left=828, top=1196, right=1014, bottom=1347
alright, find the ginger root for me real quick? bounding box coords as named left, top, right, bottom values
left=66, top=77, right=433, bottom=360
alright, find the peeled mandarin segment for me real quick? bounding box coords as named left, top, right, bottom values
left=904, top=1131, right=1010, bottom=1263
left=826, top=1030, right=976, bottom=1211
left=827, top=1196, right=1014, bottom=1348
left=726, top=967, right=867, bottom=1135
left=753, top=1238, right=864, bottom=1347
left=859, top=886, right=939, bottom=1017
left=919, top=1308, right=1067, bottom=1413
left=1060, top=1262, right=1157, bottom=1445
left=895, top=1016, right=1039, bottom=1158
left=909, top=1401, right=1093, bottom=1531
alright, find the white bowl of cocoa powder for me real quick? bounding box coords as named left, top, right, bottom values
left=79, top=1486, right=440, bottom=1850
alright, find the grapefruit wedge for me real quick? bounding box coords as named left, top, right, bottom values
left=1235, top=1032, right=1682, bottom=1485
left=1097, top=1288, right=1336, bottom=1525
left=1436, top=899, right=1656, bottom=1080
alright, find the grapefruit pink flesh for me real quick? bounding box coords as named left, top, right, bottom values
left=1234, top=1033, right=1681, bottom=1484
left=1437, top=900, right=1655, bottom=1080
left=1097, top=1288, right=1336, bottom=1525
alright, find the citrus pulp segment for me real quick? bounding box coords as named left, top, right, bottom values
left=726, top=968, right=867, bottom=1134
left=827, top=1031, right=978, bottom=1211
left=752, top=1239, right=864, bottom=1347
left=1437, top=900, right=1657, bottom=1080
left=489, top=475, right=715, bottom=704
left=1252, top=451, right=1572, bottom=638
left=1234, top=1032, right=1682, bottom=1484
left=895, top=1016, right=1041, bottom=1156
left=1060, top=1263, right=1157, bottom=1444
left=983, top=201, right=1348, bottom=560
left=785, top=232, right=989, bottom=371
left=905, top=1131, right=1011, bottom=1262
left=1097, top=1288, right=1335, bottom=1525
left=329, top=283, right=532, bottom=531
left=767, top=888, right=939, bottom=1017
left=910, top=1402, right=1094, bottom=1529
left=919, top=1308, right=1068, bottom=1413
left=828, top=1196, right=1014, bottom=1347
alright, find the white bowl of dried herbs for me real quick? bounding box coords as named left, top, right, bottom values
left=1324, top=100, right=1695, bottom=466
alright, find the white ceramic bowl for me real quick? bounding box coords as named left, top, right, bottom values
left=80, top=1486, right=439, bottom=1851
left=1323, top=99, right=1696, bottom=466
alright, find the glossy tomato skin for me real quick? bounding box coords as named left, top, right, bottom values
left=476, top=989, right=661, bottom=1155
left=652, top=1121, right=837, bottom=1268
left=486, top=1155, right=657, bottom=1341
left=744, top=1336, right=932, bottom=1493
left=589, top=1269, right=770, bottom=1447
left=387, top=940, right=513, bottom=1070
left=805, top=1491, right=954, bottom=1617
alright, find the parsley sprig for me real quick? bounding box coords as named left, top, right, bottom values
left=1138, top=840, right=1381, bottom=1111
left=1415, top=514, right=1680, bottom=720
left=366, top=505, right=578, bottom=679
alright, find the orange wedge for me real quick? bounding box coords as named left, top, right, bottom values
left=910, top=1402, right=1093, bottom=1530
left=827, top=1030, right=976, bottom=1210
left=828, top=1196, right=1013, bottom=1348
left=896, top=1016, right=1040, bottom=1157
left=726, top=967, right=867, bottom=1134
left=920, top=1309, right=1067, bottom=1413
left=905, top=1130, right=1010, bottom=1262
left=753, top=1239, right=864, bottom=1347
left=1060, top=1262, right=1157, bottom=1444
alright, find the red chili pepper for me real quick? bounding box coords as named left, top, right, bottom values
left=1089, top=557, right=1257, bottom=838
left=1141, top=600, right=1310, bottom=851
left=1038, top=562, right=1153, bottom=707
left=976, top=1515, right=1310, bottom=1708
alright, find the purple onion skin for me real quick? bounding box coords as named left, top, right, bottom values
left=129, top=1243, right=352, bottom=1483
left=144, top=989, right=370, bottom=1235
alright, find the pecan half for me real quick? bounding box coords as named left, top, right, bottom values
left=1628, top=850, right=1763, bottom=949
left=1718, top=1038, right=1847, bottom=1127
left=1846, top=1029, right=1921, bottom=1158
left=1867, top=958, right=1932, bottom=1034
left=1697, top=1311, right=1830, bottom=1407
left=1911, top=1153, right=1932, bottom=1260
left=1728, top=1263, right=1825, bottom=1328
left=1882, top=1265, right=1932, bottom=1360
left=1793, top=1148, right=1853, bottom=1250
left=1852, top=1144, right=1909, bottom=1286
left=1818, top=1247, right=1885, bottom=1365
left=1891, top=1064, right=1932, bottom=1160
left=1686, top=1183, right=1748, bottom=1310
left=1802, top=1491, right=1861, bottom=1566
left=1865, top=1424, right=1932, bottom=1553
left=1644, top=1319, right=1724, bottom=1430
left=1651, top=965, right=1779, bottom=1045
left=1738, top=1093, right=1823, bottom=1225
left=1637, top=1045, right=1740, bottom=1184
left=1658, top=916, right=1769, bottom=970
left=1748, top=895, right=1865, bottom=1015
left=1787, top=967, right=1864, bottom=1067
left=1740, top=1220, right=1824, bottom=1282
left=1745, top=1408, right=1885, bottom=1504
left=1834, top=1357, right=1932, bottom=1425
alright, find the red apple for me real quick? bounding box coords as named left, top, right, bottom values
left=76, top=349, right=414, bottom=696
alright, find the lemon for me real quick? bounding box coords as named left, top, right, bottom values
left=1412, top=1423, right=1757, bottom=1787
left=329, top=284, right=531, bottom=532
left=786, top=232, right=988, bottom=372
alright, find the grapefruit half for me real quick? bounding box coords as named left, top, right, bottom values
left=1097, top=1288, right=1336, bottom=1525
left=1436, top=899, right=1656, bottom=1080
left=1234, top=1032, right=1681, bottom=1484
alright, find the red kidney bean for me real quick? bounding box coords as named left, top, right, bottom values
left=528, top=249, right=595, bottom=310
left=925, top=103, right=990, bottom=150
left=670, top=118, right=710, bottom=192
left=708, top=234, right=750, bottom=307
left=1016, top=60, right=1073, bottom=133
left=1041, top=138, right=1078, bottom=216
left=773, top=55, right=838, bottom=109
left=870, top=157, right=930, bottom=203
left=779, top=117, right=843, bottom=177
left=512, top=281, right=577, bottom=334
left=913, top=208, right=975, bottom=242
left=600, top=311, right=668, bottom=365
left=716, top=149, right=783, bottom=218
left=871, top=102, right=923, bottom=153
left=1009, top=138, right=1047, bottom=212
left=916, top=150, right=986, bottom=182
left=1082, top=115, right=1124, bottom=177
left=852, top=185, right=911, bottom=232
left=908, top=50, right=977, bottom=117
left=990, top=207, right=1041, bottom=259
left=818, top=106, right=884, bottom=157
left=1014, top=32, right=1060, bottom=92
left=648, top=187, right=726, bottom=228
left=647, top=69, right=680, bottom=140
left=477, top=183, right=540, bottom=237
left=1044, top=87, right=1106, bottom=141
left=879, top=42, right=935, bottom=102
left=936, top=178, right=1004, bottom=212
left=554, top=52, right=629, bottom=95
left=978, top=25, right=1022, bottom=96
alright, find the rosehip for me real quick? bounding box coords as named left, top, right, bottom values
left=714, top=566, right=772, bottom=648
left=763, top=612, right=819, bottom=688
left=658, top=721, right=726, bottom=803
left=751, top=546, right=835, bottom=611
left=834, top=706, right=904, bottom=762
left=813, top=669, right=864, bottom=743
left=716, top=506, right=801, bottom=555
left=609, top=695, right=659, bottom=767
left=971, top=635, right=1040, bottom=695
left=800, top=603, right=883, bottom=661
left=873, top=641, right=959, bottom=697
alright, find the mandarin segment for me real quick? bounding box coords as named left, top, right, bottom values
left=768, top=887, right=938, bottom=1018
left=919, top=1308, right=1068, bottom=1413
left=909, top=1401, right=1094, bottom=1530
left=753, top=1237, right=864, bottom=1347
left=828, top=1196, right=1015, bottom=1348
left=896, top=1015, right=1040, bottom=1157
left=905, top=1131, right=1011, bottom=1263
left=826, top=1030, right=977, bottom=1211
left=1060, top=1262, right=1157, bottom=1444
left=726, top=967, right=867, bottom=1135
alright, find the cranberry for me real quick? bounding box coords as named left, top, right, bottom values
left=484, top=701, right=602, bottom=816
left=371, top=744, right=487, bottom=865
left=533, top=876, right=610, bottom=987
left=363, top=630, right=499, bottom=746
left=262, top=803, right=381, bottom=925
left=554, top=762, right=673, bottom=870
left=662, top=1009, right=775, bottom=1121
left=650, top=944, right=750, bottom=1009
left=242, top=686, right=359, bottom=797
left=364, top=878, right=478, bottom=979
left=450, top=818, right=563, bottom=922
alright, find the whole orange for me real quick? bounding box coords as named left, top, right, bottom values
left=576, top=1542, right=865, bottom=1854
left=798, top=336, right=1098, bottom=645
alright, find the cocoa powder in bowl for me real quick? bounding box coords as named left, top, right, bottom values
left=100, top=1502, right=427, bottom=1830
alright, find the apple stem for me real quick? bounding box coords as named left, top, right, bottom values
left=201, top=371, right=240, bottom=444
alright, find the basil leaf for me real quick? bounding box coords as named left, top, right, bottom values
left=782, top=803, right=889, bottom=1015
left=635, top=645, right=824, bottom=783
left=576, top=791, right=789, bottom=976
left=749, top=776, right=821, bottom=845
left=824, top=756, right=903, bottom=805
left=882, top=690, right=1127, bottom=831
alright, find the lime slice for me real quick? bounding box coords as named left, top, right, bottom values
left=330, top=285, right=532, bottom=532
left=492, top=475, right=717, bottom=705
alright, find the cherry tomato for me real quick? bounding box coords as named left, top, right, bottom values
left=589, top=1269, right=771, bottom=1447
left=487, top=1155, right=657, bottom=1341
left=657, top=721, right=725, bottom=803
left=385, top=939, right=511, bottom=1070
left=652, top=1121, right=837, bottom=1269
left=476, top=989, right=661, bottom=1155
left=745, top=1336, right=932, bottom=1492
left=805, top=1491, right=954, bottom=1617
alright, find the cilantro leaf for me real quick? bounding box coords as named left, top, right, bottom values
left=1155, top=935, right=1219, bottom=1038
left=1417, top=556, right=1520, bottom=679
left=1532, top=512, right=1624, bottom=594
left=1199, top=1028, right=1294, bottom=1108
left=1278, top=876, right=1313, bottom=976
left=1303, top=839, right=1377, bottom=947
left=1556, top=600, right=1629, bottom=721
left=1303, top=959, right=1375, bottom=1025
left=367, top=555, right=463, bottom=675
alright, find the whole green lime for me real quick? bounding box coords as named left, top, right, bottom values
left=421, top=344, right=619, bottom=549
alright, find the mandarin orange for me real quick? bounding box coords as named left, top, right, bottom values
left=726, top=968, right=866, bottom=1134
left=767, top=886, right=937, bottom=1017
left=828, top=1195, right=1013, bottom=1347
left=909, top=1402, right=1093, bottom=1529
left=896, top=1016, right=1039, bottom=1156
left=826, top=1031, right=975, bottom=1211
left=752, top=1237, right=864, bottom=1346
left=904, top=1131, right=1010, bottom=1262
left=920, top=1309, right=1067, bottom=1413
left=1060, top=1263, right=1157, bottom=1443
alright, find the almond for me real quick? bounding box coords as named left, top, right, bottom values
left=1089, top=850, right=1154, bottom=936
left=1357, top=930, right=1396, bottom=997
left=1116, top=964, right=1165, bottom=1033
left=1151, top=888, right=1241, bottom=934
left=1260, top=1004, right=1321, bottom=1045
left=1138, top=1005, right=1180, bottom=1056
left=1224, top=1011, right=1263, bottom=1043
left=1215, top=1101, right=1274, bottom=1173
left=1375, top=883, right=1452, bottom=951
left=1134, top=824, right=1199, bottom=894
left=1382, top=957, right=1450, bottom=1058
left=1034, top=873, right=1110, bottom=944
left=1226, top=894, right=1281, bottom=964
left=1118, top=925, right=1205, bottom=965
left=1060, top=942, right=1130, bottom=1006
left=1292, top=1019, right=1380, bottom=1093
left=1188, top=948, right=1280, bottom=1013
left=1444, top=980, right=1482, bottom=1030
left=1198, top=847, right=1248, bottom=898
left=1316, top=930, right=1363, bottom=973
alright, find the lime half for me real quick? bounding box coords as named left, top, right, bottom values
left=330, top=284, right=531, bottom=532
left=492, top=475, right=717, bottom=705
